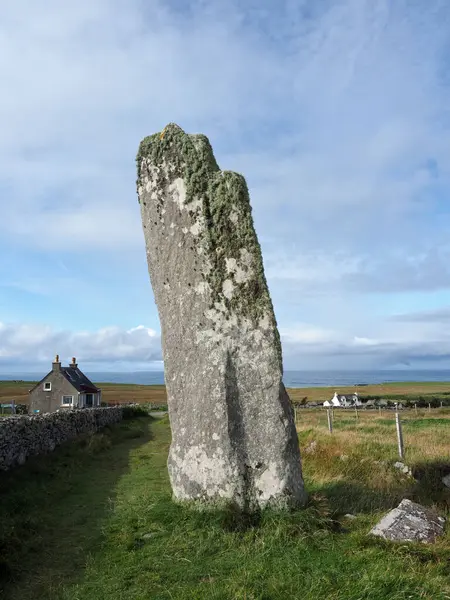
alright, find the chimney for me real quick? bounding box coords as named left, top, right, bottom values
left=52, top=354, right=61, bottom=372
left=70, top=357, right=78, bottom=369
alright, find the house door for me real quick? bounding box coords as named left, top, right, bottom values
left=85, top=394, right=94, bottom=407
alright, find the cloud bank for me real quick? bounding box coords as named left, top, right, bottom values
left=2, top=320, right=450, bottom=373
left=1, top=0, right=450, bottom=370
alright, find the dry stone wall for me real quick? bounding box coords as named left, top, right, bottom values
left=0, top=407, right=122, bottom=471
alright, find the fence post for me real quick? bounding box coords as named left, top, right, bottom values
left=327, top=408, right=333, bottom=433
left=395, top=406, right=405, bottom=460
left=441, top=401, right=443, bottom=409
left=428, top=403, right=431, bottom=413
left=378, top=406, right=381, bottom=416
left=414, top=403, right=418, bottom=416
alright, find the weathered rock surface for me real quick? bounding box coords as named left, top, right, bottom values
left=137, top=123, right=306, bottom=511
left=369, top=499, right=445, bottom=543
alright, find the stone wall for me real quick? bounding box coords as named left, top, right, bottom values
left=0, top=407, right=123, bottom=471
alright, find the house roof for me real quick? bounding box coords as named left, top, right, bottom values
left=61, top=367, right=100, bottom=393
left=28, top=367, right=100, bottom=394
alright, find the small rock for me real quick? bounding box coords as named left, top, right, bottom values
left=304, top=441, right=317, bottom=454
left=442, top=474, right=450, bottom=489
left=339, top=454, right=349, bottom=461
left=369, top=499, right=445, bottom=543
left=394, top=461, right=412, bottom=476
left=344, top=514, right=356, bottom=520
left=142, top=533, right=154, bottom=540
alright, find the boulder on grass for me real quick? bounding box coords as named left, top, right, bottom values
left=370, top=499, right=445, bottom=543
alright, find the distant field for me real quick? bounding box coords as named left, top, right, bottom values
left=2, top=379, right=450, bottom=407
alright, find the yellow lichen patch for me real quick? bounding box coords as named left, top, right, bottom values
left=160, top=128, right=166, bottom=140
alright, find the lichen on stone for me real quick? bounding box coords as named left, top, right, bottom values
left=136, top=123, right=283, bottom=370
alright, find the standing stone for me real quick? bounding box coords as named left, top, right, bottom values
left=136, top=123, right=306, bottom=511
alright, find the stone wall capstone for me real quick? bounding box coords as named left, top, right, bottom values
left=0, top=407, right=123, bottom=471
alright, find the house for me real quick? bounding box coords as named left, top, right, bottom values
left=324, top=391, right=361, bottom=408
left=29, top=355, right=101, bottom=414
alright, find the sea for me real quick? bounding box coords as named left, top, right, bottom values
left=2, top=370, right=450, bottom=388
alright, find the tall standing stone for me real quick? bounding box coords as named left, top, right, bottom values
left=136, top=123, right=307, bottom=511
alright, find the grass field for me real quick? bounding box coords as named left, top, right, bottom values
left=2, top=379, right=450, bottom=407
left=2, top=408, right=450, bottom=599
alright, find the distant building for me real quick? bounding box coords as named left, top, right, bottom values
left=29, top=355, right=101, bottom=414
left=324, top=392, right=361, bottom=408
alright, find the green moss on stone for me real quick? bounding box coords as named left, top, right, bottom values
left=136, top=124, right=283, bottom=371
left=136, top=124, right=219, bottom=204
left=206, top=171, right=282, bottom=370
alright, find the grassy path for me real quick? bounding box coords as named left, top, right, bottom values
left=2, top=416, right=450, bottom=599
left=0, top=419, right=153, bottom=599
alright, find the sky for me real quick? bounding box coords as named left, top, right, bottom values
left=1, top=0, right=450, bottom=373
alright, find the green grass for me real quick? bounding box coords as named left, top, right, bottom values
left=2, top=414, right=450, bottom=599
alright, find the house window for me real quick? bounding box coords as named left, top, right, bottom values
left=61, top=395, right=73, bottom=406
left=44, top=382, right=51, bottom=391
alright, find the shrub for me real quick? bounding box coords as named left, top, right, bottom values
left=122, top=404, right=149, bottom=420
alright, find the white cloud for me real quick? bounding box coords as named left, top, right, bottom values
left=0, top=322, right=162, bottom=370
left=1, top=0, right=449, bottom=260
left=2, top=316, right=450, bottom=373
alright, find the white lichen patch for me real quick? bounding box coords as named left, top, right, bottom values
left=229, top=206, right=239, bottom=224
left=190, top=221, right=202, bottom=236
left=252, top=329, right=263, bottom=344
left=168, top=178, right=187, bottom=210
left=255, top=462, right=286, bottom=504
left=225, top=251, right=254, bottom=284
left=187, top=197, right=203, bottom=212
left=169, top=444, right=237, bottom=500
left=222, top=279, right=235, bottom=300
left=195, top=281, right=210, bottom=296
left=259, top=313, right=271, bottom=331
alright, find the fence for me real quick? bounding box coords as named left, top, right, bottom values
left=292, top=402, right=448, bottom=461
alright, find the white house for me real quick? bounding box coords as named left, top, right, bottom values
left=324, top=392, right=361, bottom=408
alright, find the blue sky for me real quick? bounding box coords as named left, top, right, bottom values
left=1, top=0, right=450, bottom=372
